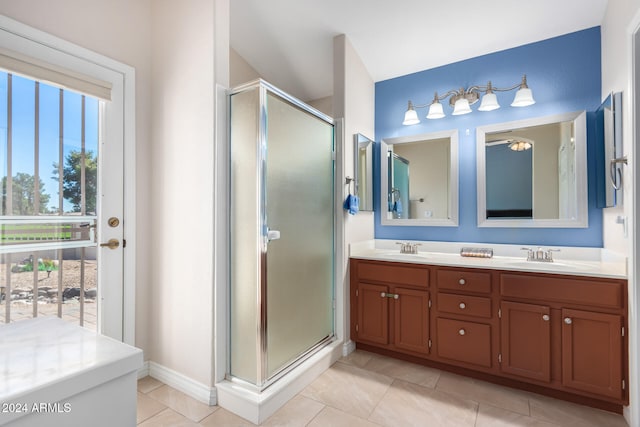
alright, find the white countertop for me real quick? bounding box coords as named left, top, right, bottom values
left=350, top=240, right=627, bottom=279
left=0, top=316, right=142, bottom=417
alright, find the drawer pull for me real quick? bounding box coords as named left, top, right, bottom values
left=459, top=302, right=466, bottom=309
left=542, top=314, right=550, bottom=321
left=381, top=292, right=399, bottom=299
left=458, top=328, right=466, bottom=336
left=564, top=317, right=572, bottom=325
left=458, top=278, right=466, bottom=285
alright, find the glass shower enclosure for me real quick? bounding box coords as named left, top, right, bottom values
left=228, top=80, right=335, bottom=389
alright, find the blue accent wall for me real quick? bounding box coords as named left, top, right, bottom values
left=374, top=27, right=602, bottom=247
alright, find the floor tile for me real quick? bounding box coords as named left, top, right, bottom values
left=529, top=394, right=628, bottom=427
left=368, top=379, right=478, bottom=427
left=301, top=361, right=393, bottom=419
left=199, top=408, right=257, bottom=426
left=147, top=385, right=217, bottom=423
left=137, top=408, right=201, bottom=426
left=138, top=376, right=164, bottom=394
left=262, top=395, right=325, bottom=426
left=307, top=406, right=382, bottom=427
left=475, top=403, right=561, bottom=427
left=436, top=372, right=530, bottom=416
left=340, top=350, right=378, bottom=368
left=362, top=355, right=441, bottom=388
left=137, top=392, right=168, bottom=424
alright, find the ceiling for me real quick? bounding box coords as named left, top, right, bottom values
left=230, top=0, right=608, bottom=102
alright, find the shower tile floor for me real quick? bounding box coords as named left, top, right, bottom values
left=136, top=350, right=629, bottom=426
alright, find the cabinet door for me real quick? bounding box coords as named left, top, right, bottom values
left=393, top=287, right=430, bottom=355
left=357, top=283, right=389, bottom=345
left=562, top=309, right=622, bottom=400
left=500, top=301, right=551, bottom=382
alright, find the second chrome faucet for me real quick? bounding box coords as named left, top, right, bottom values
left=521, top=247, right=560, bottom=262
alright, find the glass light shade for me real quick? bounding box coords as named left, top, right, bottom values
left=452, top=98, right=472, bottom=115
left=511, top=87, right=535, bottom=107
left=402, top=108, right=420, bottom=125
left=478, top=93, right=500, bottom=111
left=426, top=101, right=445, bottom=119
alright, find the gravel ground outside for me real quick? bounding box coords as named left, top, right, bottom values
left=0, top=259, right=98, bottom=331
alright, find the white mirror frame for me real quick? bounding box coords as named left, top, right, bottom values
left=476, top=111, right=588, bottom=228
left=381, top=129, right=459, bottom=227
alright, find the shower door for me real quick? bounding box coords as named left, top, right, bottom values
left=229, top=80, right=335, bottom=388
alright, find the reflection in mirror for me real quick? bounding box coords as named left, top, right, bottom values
left=380, top=129, right=459, bottom=226
left=354, top=134, right=374, bottom=211
left=595, top=92, right=622, bottom=208
left=477, top=111, right=587, bottom=228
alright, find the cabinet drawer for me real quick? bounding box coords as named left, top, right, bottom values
left=436, top=318, right=492, bottom=367
left=357, top=261, right=429, bottom=288
left=437, top=269, right=491, bottom=294
left=438, top=293, right=492, bottom=318
left=500, top=274, right=624, bottom=309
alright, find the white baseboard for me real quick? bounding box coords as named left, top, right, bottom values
left=216, top=340, right=343, bottom=424
left=137, top=361, right=150, bottom=379
left=139, top=361, right=216, bottom=406
left=342, top=340, right=356, bottom=356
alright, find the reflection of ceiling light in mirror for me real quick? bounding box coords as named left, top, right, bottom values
left=508, top=138, right=533, bottom=151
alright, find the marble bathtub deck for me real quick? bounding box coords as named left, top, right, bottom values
left=137, top=350, right=628, bottom=426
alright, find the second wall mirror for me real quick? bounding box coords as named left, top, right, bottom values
left=380, top=129, right=459, bottom=227
left=476, top=111, right=588, bottom=228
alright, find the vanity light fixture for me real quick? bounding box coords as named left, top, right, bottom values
left=402, top=75, right=535, bottom=126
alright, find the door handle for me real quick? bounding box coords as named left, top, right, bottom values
left=100, top=238, right=120, bottom=250
left=267, top=229, right=281, bottom=241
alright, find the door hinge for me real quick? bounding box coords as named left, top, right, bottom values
left=332, top=299, right=336, bottom=309
left=355, top=289, right=359, bottom=297
left=428, top=339, right=432, bottom=349
left=498, top=353, right=502, bottom=363
left=123, top=239, right=127, bottom=248
left=331, top=151, right=336, bottom=161
left=355, top=324, right=359, bottom=333
left=498, top=308, right=502, bottom=318
left=428, top=299, right=432, bottom=309
left=623, top=380, right=626, bottom=390
left=622, top=327, right=625, bottom=337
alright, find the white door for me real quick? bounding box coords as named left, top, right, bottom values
left=0, top=28, right=126, bottom=340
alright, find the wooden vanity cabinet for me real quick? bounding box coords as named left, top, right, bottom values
left=351, top=260, right=430, bottom=356
left=500, top=273, right=626, bottom=402
left=433, top=268, right=496, bottom=370
left=350, top=258, right=628, bottom=409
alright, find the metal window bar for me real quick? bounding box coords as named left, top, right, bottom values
left=0, top=73, right=97, bottom=329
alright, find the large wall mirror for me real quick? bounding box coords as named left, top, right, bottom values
left=380, top=129, right=459, bottom=226
left=354, top=133, right=374, bottom=211
left=476, top=111, right=587, bottom=228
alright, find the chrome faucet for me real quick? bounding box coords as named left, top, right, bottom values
left=396, top=242, right=421, bottom=254
left=521, top=247, right=560, bottom=262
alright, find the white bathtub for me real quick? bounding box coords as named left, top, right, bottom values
left=0, top=317, right=142, bottom=427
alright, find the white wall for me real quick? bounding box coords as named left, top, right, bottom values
left=230, top=47, right=260, bottom=87
left=333, top=35, right=375, bottom=346
left=0, top=0, right=153, bottom=357
left=602, top=1, right=640, bottom=424
left=149, top=0, right=217, bottom=387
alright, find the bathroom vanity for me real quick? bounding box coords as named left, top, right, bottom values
left=349, top=242, right=628, bottom=412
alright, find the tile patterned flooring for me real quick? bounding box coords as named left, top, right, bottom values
left=137, top=350, right=629, bottom=426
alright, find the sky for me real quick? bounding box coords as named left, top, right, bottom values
left=0, top=72, right=99, bottom=214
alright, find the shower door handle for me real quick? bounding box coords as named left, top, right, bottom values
left=267, top=229, right=281, bottom=242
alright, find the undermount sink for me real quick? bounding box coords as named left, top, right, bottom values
left=505, top=260, right=589, bottom=271
left=380, top=252, right=430, bottom=261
